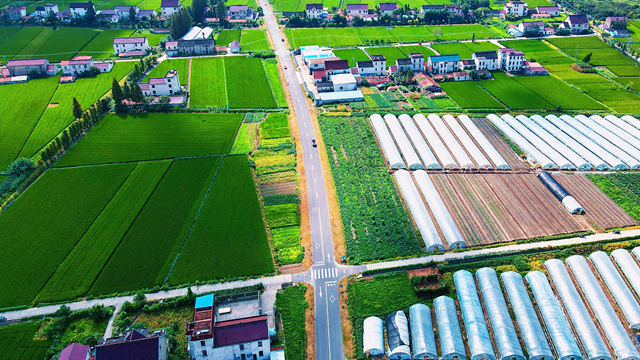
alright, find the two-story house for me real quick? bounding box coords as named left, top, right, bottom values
left=561, top=14, right=589, bottom=33
left=305, top=4, right=323, bottom=18
left=5, top=6, right=26, bottom=20
left=427, top=54, right=460, bottom=74
left=370, top=54, right=386, bottom=75
left=113, top=37, right=149, bottom=55
left=33, top=3, right=59, bottom=17
left=472, top=50, right=498, bottom=70
left=69, top=2, right=95, bottom=17
left=497, top=48, right=524, bottom=72
left=139, top=70, right=180, bottom=96
left=61, top=56, right=94, bottom=75
left=161, top=0, right=181, bottom=17
left=379, top=2, right=397, bottom=16
left=503, top=0, right=528, bottom=17
left=409, top=52, right=424, bottom=72
left=346, top=4, right=369, bottom=16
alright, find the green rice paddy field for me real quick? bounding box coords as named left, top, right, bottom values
left=190, top=57, right=279, bottom=109
left=216, top=29, right=269, bottom=50
left=439, top=81, right=505, bottom=109
left=272, top=0, right=452, bottom=11
left=431, top=41, right=499, bottom=59
left=78, top=29, right=136, bottom=58
left=285, top=25, right=501, bottom=48
left=0, top=321, right=52, bottom=360
left=143, top=58, right=190, bottom=86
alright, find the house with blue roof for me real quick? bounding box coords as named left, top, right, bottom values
left=427, top=54, right=461, bottom=74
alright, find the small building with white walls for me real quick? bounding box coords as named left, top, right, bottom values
left=409, top=52, right=424, bottom=72
left=497, top=48, right=524, bottom=72
left=113, top=37, right=148, bottom=54
left=331, top=73, right=357, bottom=91
left=69, top=2, right=95, bottom=17
left=472, top=51, right=498, bottom=70
left=161, top=0, right=181, bottom=17
left=370, top=54, right=386, bottom=75
left=139, top=70, right=180, bottom=96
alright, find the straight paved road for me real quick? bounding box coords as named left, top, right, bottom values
left=255, top=1, right=347, bottom=358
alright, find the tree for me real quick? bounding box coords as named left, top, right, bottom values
left=432, top=27, right=442, bottom=40
left=61, top=130, right=71, bottom=148
left=129, top=6, right=137, bottom=23
left=123, top=81, right=132, bottom=100
left=46, top=10, right=58, bottom=26
left=170, top=8, right=192, bottom=39
left=112, top=78, right=123, bottom=104
left=583, top=52, right=592, bottom=63
left=134, top=291, right=147, bottom=306
left=84, top=4, right=96, bottom=24
left=72, top=97, right=83, bottom=119
left=216, top=0, right=226, bottom=25
left=130, top=82, right=145, bottom=104
left=471, top=33, right=475, bottom=43
left=7, top=158, right=35, bottom=175
left=191, top=0, right=207, bottom=23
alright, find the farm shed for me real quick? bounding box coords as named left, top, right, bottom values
left=530, top=115, right=610, bottom=171
left=363, top=316, right=385, bottom=356
left=611, top=249, right=640, bottom=308
left=545, top=115, right=626, bottom=170
left=565, top=255, right=640, bottom=360
left=588, top=251, right=640, bottom=330
left=413, top=171, right=467, bottom=250
left=537, top=172, right=584, bottom=214
left=433, top=296, right=466, bottom=360
left=370, top=114, right=405, bottom=169
left=398, top=114, right=440, bottom=170
left=428, top=114, right=476, bottom=170
left=501, top=272, right=553, bottom=360
left=524, top=271, right=583, bottom=360
left=590, top=115, right=640, bottom=153
left=443, top=115, right=492, bottom=170
left=475, top=268, right=525, bottom=360
left=453, top=270, right=496, bottom=360
left=568, top=115, right=640, bottom=169
left=544, top=259, right=612, bottom=360
left=386, top=311, right=411, bottom=360
left=384, top=114, right=424, bottom=170
left=409, top=304, right=437, bottom=359
left=604, top=115, right=640, bottom=143
left=457, top=115, right=510, bottom=170
left=394, top=170, right=445, bottom=253
left=502, top=114, right=573, bottom=170
left=486, top=114, right=555, bottom=169
left=414, top=114, right=458, bottom=169
left=515, top=115, right=590, bottom=171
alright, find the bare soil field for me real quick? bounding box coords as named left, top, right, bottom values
left=471, top=117, right=529, bottom=171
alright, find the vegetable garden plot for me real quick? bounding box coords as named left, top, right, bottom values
left=0, top=322, right=51, bottom=360
left=588, top=173, right=640, bottom=222
left=169, top=155, right=274, bottom=285
left=0, top=164, right=133, bottom=308
left=260, top=113, right=290, bottom=139
left=56, top=112, right=242, bottom=166
left=89, top=157, right=221, bottom=296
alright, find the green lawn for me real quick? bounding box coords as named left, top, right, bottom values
left=143, top=58, right=190, bottom=86
left=432, top=41, right=499, bottom=59
left=56, top=112, right=243, bottom=166
left=89, top=157, right=221, bottom=296
left=481, top=72, right=554, bottom=110
left=0, top=165, right=132, bottom=308
left=169, top=155, right=274, bottom=285
left=0, top=322, right=52, bottom=360
left=440, top=81, right=505, bottom=109
left=79, top=29, right=135, bottom=58
left=333, top=48, right=370, bottom=67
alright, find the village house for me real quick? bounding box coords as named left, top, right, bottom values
left=139, top=69, right=180, bottom=96
left=305, top=4, right=324, bottom=19
left=33, top=3, right=59, bottom=17
left=453, top=71, right=469, bottom=81
left=324, top=60, right=350, bottom=75
left=114, top=5, right=138, bottom=19
left=228, top=40, right=241, bottom=53
left=561, top=14, right=590, bottom=33
left=535, top=6, right=559, bottom=16
left=370, top=54, right=386, bottom=75
left=307, top=57, right=341, bottom=71
left=96, top=329, right=167, bottom=360
left=186, top=294, right=271, bottom=360
left=516, top=21, right=547, bottom=36
left=346, top=4, right=369, bottom=16
left=444, top=4, right=462, bottom=15
left=69, top=2, right=95, bottom=17
left=59, top=343, right=90, bottom=360
left=409, top=53, right=424, bottom=72
left=227, top=5, right=254, bottom=19
left=472, top=51, right=498, bottom=70
left=421, top=4, right=443, bottom=13
left=60, top=56, right=96, bottom=75
left=503, top=0, right=528, bottom=17
left=137, top=9, right=155, bottom=18
left=317, top=81, right=333, bottom=92
left=313, top=69, right=327, bottom=84
left=6, top=58, right=49, bottom=76
left=428, top=54, right=460, bottom=74
left=395, top=58, right=412, bottom=72
left=5, top=6, right=26, bottom=20
left=497, top=48, right=524, bottom=72
left=113, top=37, right=148, bottom=55
left=603, top=16, right=629, bottom=37
left=177, top=26, right=215, bottom=55
left=523, top=60, right=548, bottom=75
left=458, top=59, right=475, bottom=70
left=165, top=41, right=178, bottom=56
left=413, top=73, right=441, bottom=92
left=331, top=73, right=357, bottom=91
left=356, top=60, right=375, bottom=76
left=160, top=0, right=181, bottom=17
left=379, top=3, right=397, bottom=16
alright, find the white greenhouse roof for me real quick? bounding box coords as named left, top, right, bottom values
left=588, top=115, right=640, bottom=157
left=363, top=316, right=384, bottom=356
left=593, top=114, right=640, bottom=153
left=443, top=114, right=492, bottom=169
left=434, top=296, right=466, bottom=360
left=398, top=114, right=440, bottom=170
left=544, top=259, right=612, bottom=360
left=613, top=249, right=640, bottom=302
left=604, top=115, right=640, bottom=144
left=385, top=114, right=423, bottom=170
left=454, top=270, right=496, bottom=360
left=487, top=114, right=555, bottom=169
left=566, top=255, right=640, bottom=360
left=429, top=114, right=476, bottom=170
left=370, top=114, right=405, bottom=169
left=458, top=115, right=510, bottom=170
left=414, top=114, right=458, bottom=169
left=409, top=304, right=437, bottom=359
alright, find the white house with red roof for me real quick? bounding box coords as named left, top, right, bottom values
left=561, top=14, right=589, bottom=33
left=113, top=37, right=149, bottom=54
left=61, top=56, right=95, bottom=75
left=227, top=5, right=254, bottom=19
left=139, top=69, right=180, bottom=96
left=185, top=294, right=271, bottom=360
left=379, top=2, right=397, bottom=16
left=69, top=2, right=95, bottom=17
left=5, top=6, right=26, bottom=20
left=497, top=48, right=524, bottom=72
left=346, top=4, right=369, bottom=16
left=161, top=0, right=181, bottom=17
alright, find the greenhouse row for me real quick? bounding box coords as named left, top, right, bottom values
left=487, top=113, right=640, bottom=170
left=369, top=113, right=510, bottom=171
left=363, top=247, right=640, bottom=360
left=394, top=170, right=467, bottom=252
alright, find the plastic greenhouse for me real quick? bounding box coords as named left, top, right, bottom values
left=458, top=115, right=510, bottom=170
left=537, top=172, right=584, bottom=214
left=410, top=304, right=437, bottom=359
left=611, top=249, right=640, bottom=319
left=442, top=115, right=492, bottom=169
left=428, top=114, right=475, bottom=169
left=384, top=114, right=424, bottom=170
left=592, top=115, right=640, bottom=153
left=386, top=311, right=411, bottom=360
left=370, top=114, right=405, bottom=169
left=414, top=114, right=458, bottom=169
left=398, top=114, right=441, bottom=170
left=363, top=316, right=384, bottom=356
left=434, top=296, right=467, bottom=360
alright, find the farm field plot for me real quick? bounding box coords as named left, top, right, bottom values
left=15, top=27, right=99, bottom=62
left=365, top=46, right=407, bottom=68
left=240, top=29, right=269, bottom=51
left=426, top=24, right=500, bottom=40
left=481, top=72, right=553, bottom=109
left=432, top=41, right=499, bottom=59
left=614, top=77, right=640, bottom=92
left=225, top=56, right=277, bottom=108
left=431, top=174, right=586, bottom=246
left=333, top=48, right=370, bottom=67
left=587, top=173, right=640, bottom=222
left=36, top=161, right=171, bottom=303
left=355, top=27, right=398, bottom=43
left=388, top=26, right=433, bottom=43
left=510, top=75, right=605, bottom=110
left=216, top=29, right=241, bottom=46
left=0, top=165, right=133, bottom=308
left=285, top=27, right=361, bottom=48
left=319, top=116, right=421, bottom=262
left=143, top=58, right=190, bottom=86
left=169, top=156, right=274, bottom=285
left=264, top=60, right=288, bottom=108
left=272, top=0, right=301, bottom=12
left=56, top=112, right=242, bottom=166
left=19, top=61, right=135, bottom=160
left=398, top=44, right=436, bottom=58
left=135, top=31, right=166, bottom=46
left=89, top=157, right=221, bottom=296
left=0, top=322, right=52, bottom=360
left=260, top=113, right=290, bottom=139
left=79, top=29, right=135, bottom=58
left=343, top=0, right=453, bottom=9
left=553, top=173, right=636, bottom=230
left=499, top=39, right=573, bottom=65
left=190, top=56, right=227, bottom=108
left=0, top=27, right=44, bottom=59
left=547, top=36, right=640, bottom=77
left=470, top=117, right=528, bottom=170
left=0, top=76, right=59, bottom=170
left=439, top=81, right=505, bottom=109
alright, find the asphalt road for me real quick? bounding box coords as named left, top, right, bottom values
left=255, top=1, right=348, bottom=358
